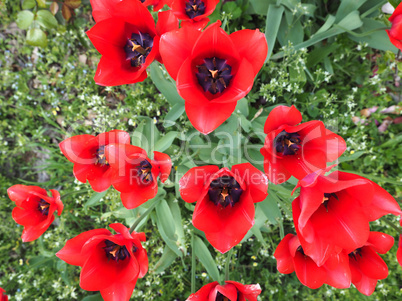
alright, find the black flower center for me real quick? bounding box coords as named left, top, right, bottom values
left=95, top=145, right=108, bottom=166
left=216, top=292, right=239, bottom=301
left=38, top=199, right=50, bottom=216
left=138, top=160, right=153, bottom=184
left=348, top=248, right=363, bottom=261
left=297, top=245, right=305, bottom=256
left=322, top=192, right=339, bottom=211
left=104, top=240, right=137, bottom=262
left=124, top=32, right=153, bottom=67
left=208, top=176, right=243, bottom=208
left=196, top=57, right=232, bottom=94
left=274, top=131, right=301, bottom=156
left=186, top=0, right=206, bottom=19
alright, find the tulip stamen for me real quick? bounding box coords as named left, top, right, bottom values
left=348, top=248, right=363, bottom=261
left=208, top=176, right=243, bottom=208
left=138, top=160, right=153, bottom=184
left=38, top=199, right=50, bottom=216
left=104, top=240, right=131, bottom=262
left=95, top=146, right=109, bottom=166
left=125, top=32, right=153, bottom=67
left=185, top=0, right=206, bottom=19
left=322, top=193, right=339, bottom=211
left=274, top=131, right=301, bottom=156
left=196, top=57, right=232, bottom=94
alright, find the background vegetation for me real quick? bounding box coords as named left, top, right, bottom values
left=1, top=0, right=402, bottom=300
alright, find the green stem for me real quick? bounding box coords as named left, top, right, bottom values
left=224, top=248, right=234, bottom=282
left=60, top=188, right=94, bottom=199
left=129, top=198, right=161, bottom=233
left=191, top=232, right=196, bottom=294
left=382, top=218, right=402, bottom=235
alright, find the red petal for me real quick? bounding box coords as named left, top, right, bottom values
left=324, top=251, right=351, bottom=289
left=261, top=146, right=291, bottom=184
left=152, top=151, right=172, bottom=183
left=366, top=232, right=394, bottom=254
left=389, top=5, right=402, bottom=22
left=87, top=166, right=113, bottom=192
left=293, top=251, right=326, bottom=289
left=263, top=105, right=302, bottom=134
left=20, top=216, right=54, bottom=242
left=12, top=207, right=45, bottom=227
left=353, top=273, right=378, bottom=296
left=358, top=247, right=388, bottom=280
left=230, top=29, right=268, bottom=75
left=187, top=282, right=218, bottom=300
left=7, top=185, right=47, bottom=206
left=100, top=280, right=137, bottom=301
left=397, top=235, right=402, bottom=269
left=228, top=281, right=262, bottom=301
left=179, top=165, right=220, bottom=203
left=105, top=144, right=146, bottom=171
left=59, top=134, right=95, bottom=164
left=387, top=30, right=402, bottom=50
left=120, top=188, right=157, bottom=209
left=185, top=99, right=237, bottom=135
left=159, top=26, right=201, bottom=80
left=231, top=163, right=268, bottom=203
left=181, top=18, right=210, bottom=31
left=50, top=189, right=63, bottom=216
left=215, top=283, right=238, bottom=300
left=156, top=11, right=178, bottom=36
left=56, top=228, right=111, bottom=266
left=89, top=0, right=121, bottom=22
left=297, top=187, right=324, bottom=231
left=274, top=234, right=296, bottom=274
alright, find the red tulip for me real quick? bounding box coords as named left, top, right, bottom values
left=59, top=130, right=131, bottom=192
left=386, top=3, right=402, bottom=50
left=348, top=231, right=394, bottom=296
left=397, top=218, right=402, bottom=269
left=179, top=163, right=268, bottom=253
left=7, top=185, right=63, bottom=242
left=186, top=281, right=261, bottom=301
left=56, top=223, right=148, bottom=301
left=87, top=0, right=178, bottom=86
left=104, top=144, right=172, bottom=209
left=292, top=167, right=402, bottom=266
left=170, top=0, right=220, bottom=29
left=160, top=21, right=268, bottom=134
left=274, top=234, right=351, bottom=289
left=0, top=287, right=8, bottom=301
left=260, top=105, right=346, bottom=184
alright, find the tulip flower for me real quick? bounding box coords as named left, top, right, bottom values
left=170, top=0, right=220, bottom=29
left=0, top=287, right=8, bottom=301
left=348, top=232, right=394, bottom=296
left=397, top=218, right=402, bottom=269
left=7, top=185, right=63, bottom=242
left=274, top=234, right=351, bottom=289
left=260, top=105, right=346, bottom=184
left=160, top=21, right=267, bottom=134
left=104, top=144, right=172, bottom=209
left=179, top=163, right=268, bottom=253
left=386, top=3, right=402, bottom=50
left=87, top=0, right=178, bottom=86
left=59, top=130, right=131, bottom=192
left=292, top=167, right=402, bottom=266
left=187, top=281, right=261, bottom=301
left=56, top=223, right=148, bottom=301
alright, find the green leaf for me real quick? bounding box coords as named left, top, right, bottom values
left=259, top=191, right=282, bottom=225
left=335, top=0, right=366, bottom=22
left=154, top=131, right=178, bottom=152
left=194, top=236, right=220, bottom=281
left=163, top=103, right=185, bottom=128
left=234, top=98, right=249, bottom=117
left=153, top=246, right=178, bottom=273
left=168, top=199, right=186, bottom=253
left=307, top=43, right=340, bottom=68
left=155, top=217, right=182, bottom=257
left=26, top=28, right=48, bottom=47
left=16, top=10, right=34, bottom=30
left=37, top=10, right=58, bottom=29
left=389, top=0, right=402, bottom=8
left=149, top=63, right=184, bottom=106
left=265, top=5, right=285, bottom=61
left=156, top=199, right=176, bottom=239
left=337, top=150, right=366, bottom=163
left=143, top=117, right=160, bottom=154
left=22, top=0, right=36, bottom=9
left=84, top=189, right=108, bottom=212
left=36, top=0, right=46, bottom=8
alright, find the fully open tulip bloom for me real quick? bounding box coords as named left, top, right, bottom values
left=104, top=144, right=172, bottom=209
left=348, top=232, right=394, bottom=296
left=179, top=163, right=268, bottom=253
left=274, top=234, right=351, bottom=289
left=170, top=0, right=220, bottom=29
left=7, top=185, right=63, bottom=242
left=386, top=3, right=402, bottom=50
left=59, top=130, right=131, bottom=192
left=88, top=0, right=178, bottom=86
left=187, top=281, right=261, bottom=301
left=56, top=223, right=148, bottom=301
left=160, top=21, right=268, bottom=134
left=292, top=167, right=402, bottom=266
left=0, top=288, right=8, bottom=301
left=260, top=105, right=346, bottom=184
